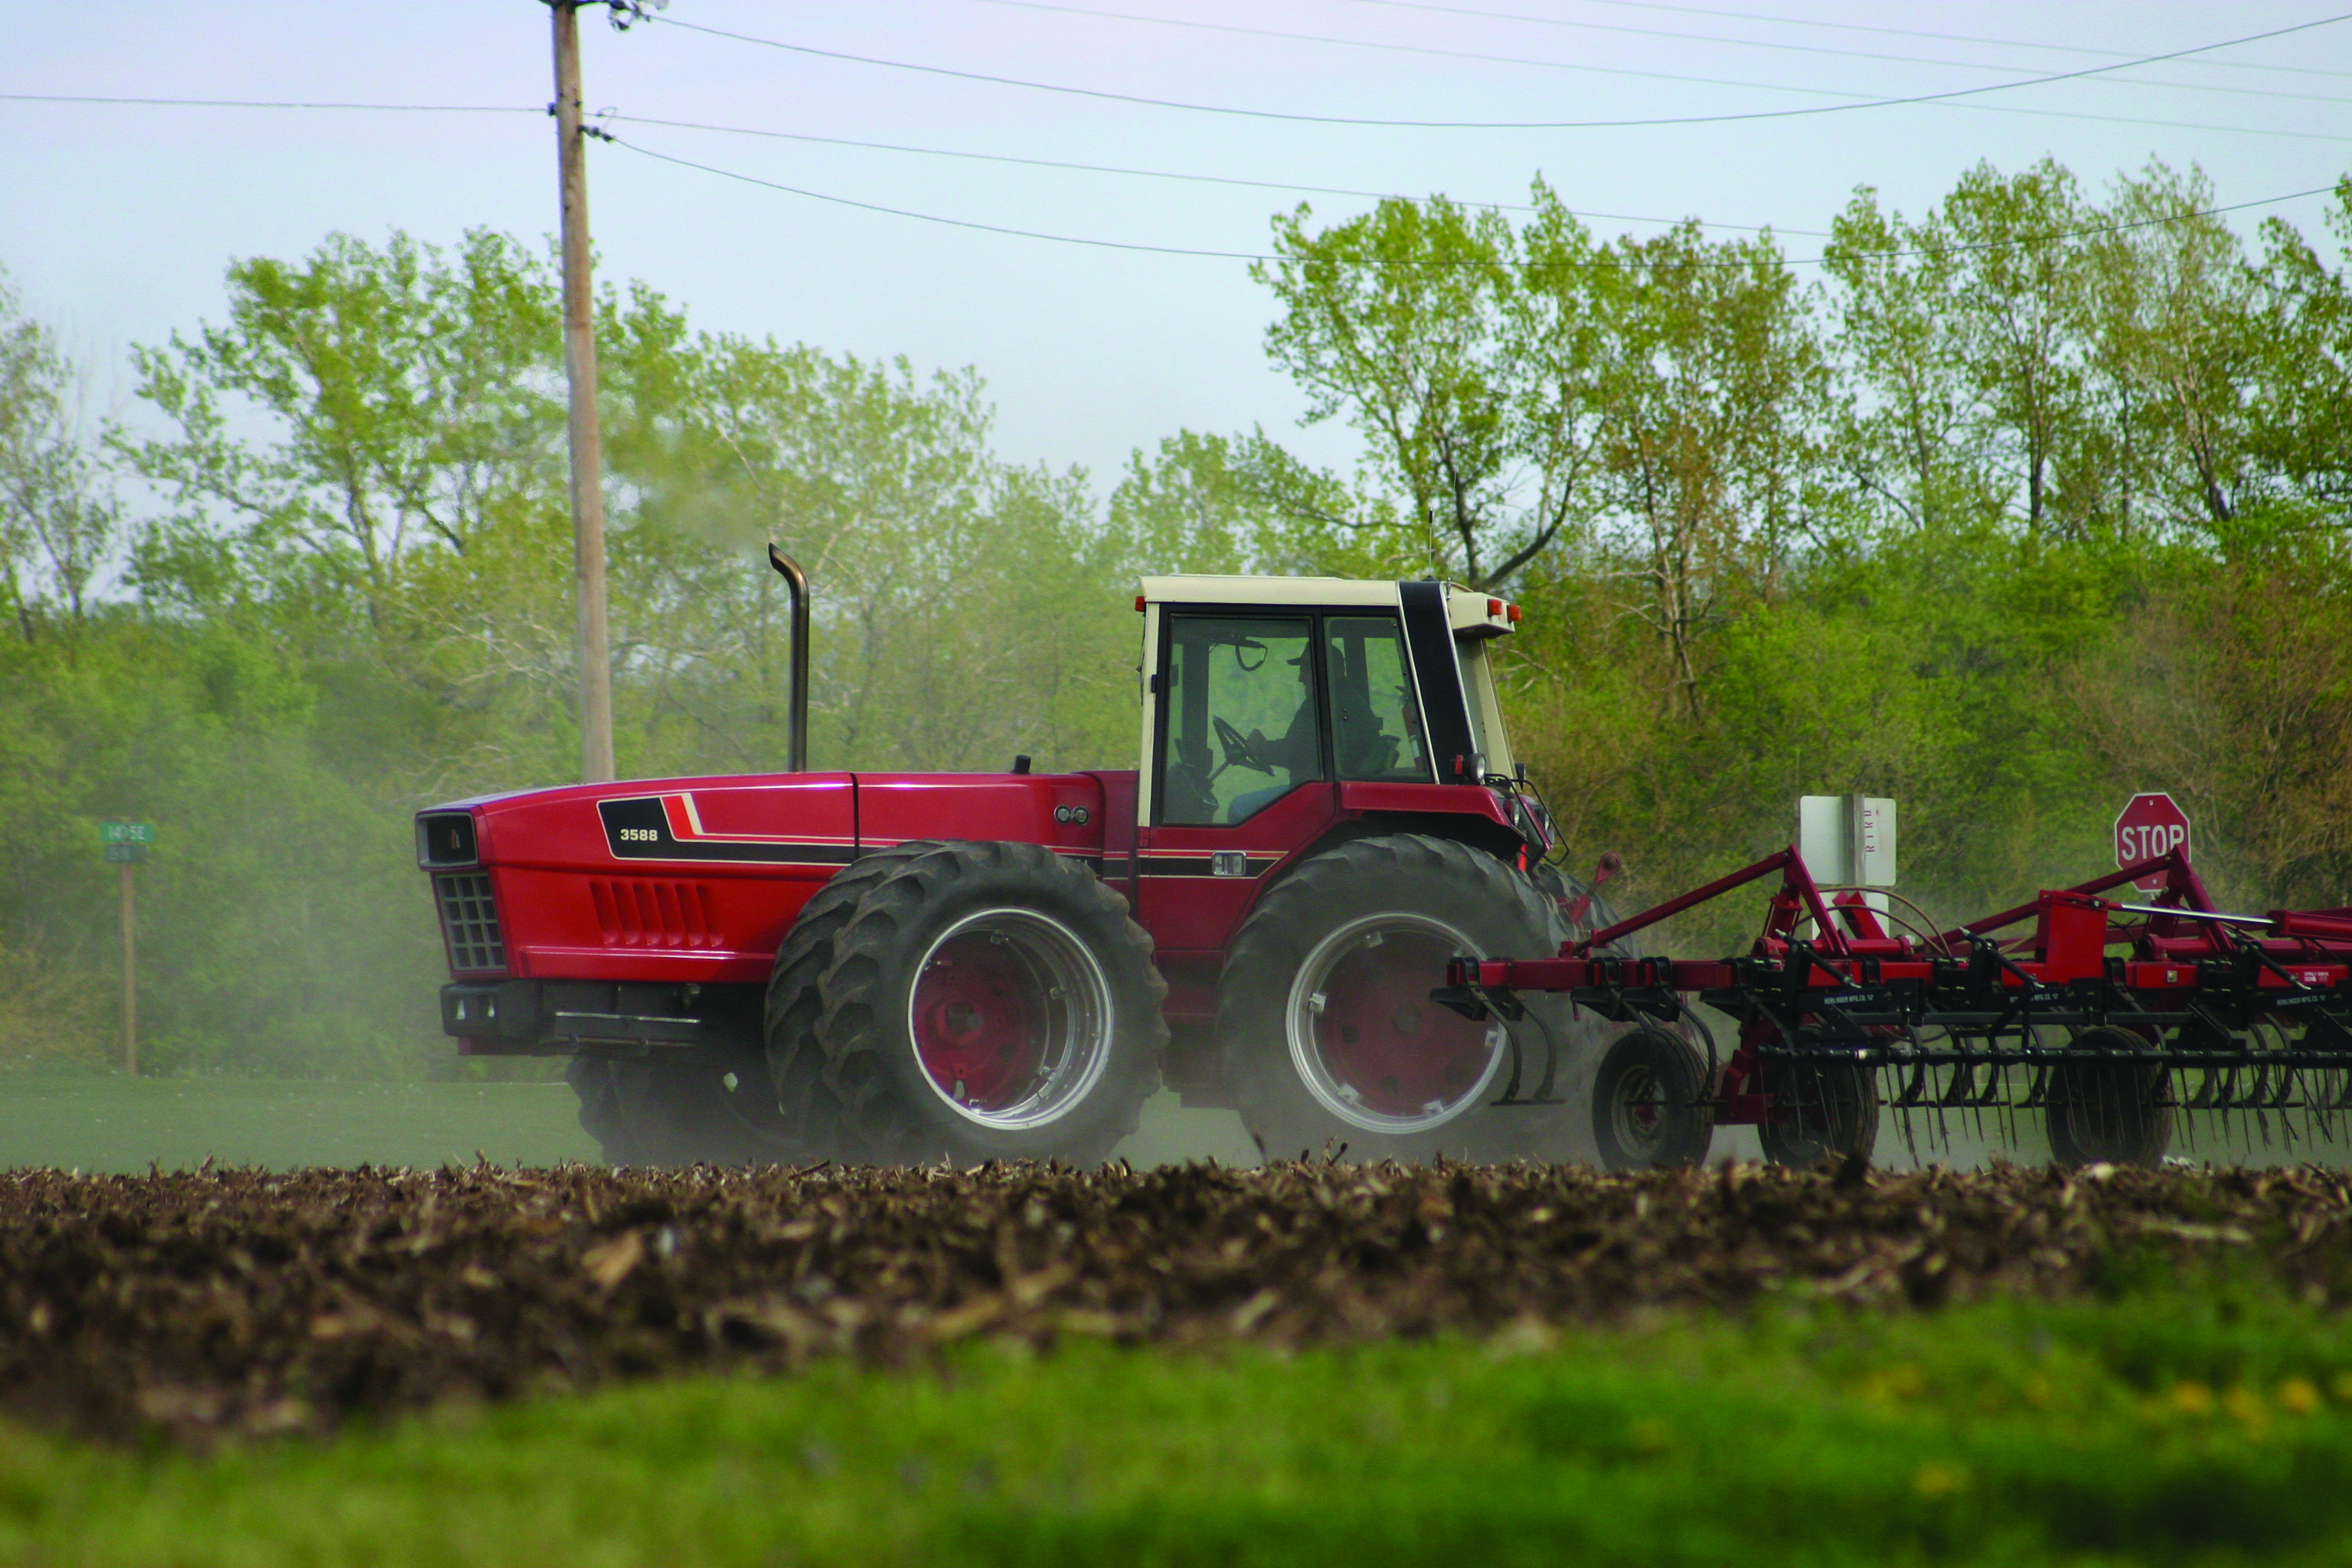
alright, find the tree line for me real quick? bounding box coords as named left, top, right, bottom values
left=4, top=156, right=2350, bottom=1073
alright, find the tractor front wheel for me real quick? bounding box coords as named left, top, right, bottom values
left=813, top=841, right=1166, bottom=1164
left=1218, top=834, right=1562, bottom=1163
left=764, top=843, right=944, bottom=1160
left=564, top=1046, right=799, bottom=1167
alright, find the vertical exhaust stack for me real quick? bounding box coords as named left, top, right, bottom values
left=766, top=544, right=811, bottom=773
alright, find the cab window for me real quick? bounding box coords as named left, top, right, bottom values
left=1325, top=615, right=1432, bottom=782
left=1156, top=616, right=1321, bottom=825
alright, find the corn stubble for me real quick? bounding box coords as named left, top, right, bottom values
left=0, top=1158, right=2346, bottom=1444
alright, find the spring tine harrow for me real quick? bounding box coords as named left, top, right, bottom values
left=1447, top=845, right=2352, bottom=1167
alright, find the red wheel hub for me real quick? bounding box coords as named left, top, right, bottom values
left=912, top=933, right=1044, bottom=1110
left=1312, top=927, right=1493, bottom=1116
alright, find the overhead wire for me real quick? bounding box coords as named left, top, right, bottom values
left=1348, top=0, right=2352, bottom=83
left=609, top=113, right=1828, bottom=235
left=1426, top=0, right=2352, bottom=80
left=11, top=88, right=2338, bottom=254
left=6, top=89, right=1796, bottom=231
left=607, top=132, right=2340, bottom=271
left=18, top=74, right=2340, bottom=149
left=0, top=91, right=537, bottom=114
left=974, top=0, right=2352, bottom=108
left=649, top=10, right=2352, bottom=132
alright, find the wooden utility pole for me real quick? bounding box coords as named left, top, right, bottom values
left=551, top=1, right=616, bottom=782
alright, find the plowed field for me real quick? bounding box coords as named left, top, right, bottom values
left=5, top=1158, right=2348, bottom=1445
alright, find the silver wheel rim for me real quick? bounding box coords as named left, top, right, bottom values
left=905, top=906, right=1116, bottom=1132
left=1284, top=913, right=1506, bottom=1135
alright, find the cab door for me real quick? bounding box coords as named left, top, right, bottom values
left=1138, top=612, right=1334, bottom=954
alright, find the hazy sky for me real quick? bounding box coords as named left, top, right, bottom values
left=8, top=2, right=2349, bottom=485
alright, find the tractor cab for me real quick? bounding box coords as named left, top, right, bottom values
left=1138, top=575, right=1524, bottom=829
left=1129, top=579, right=1555, bottom=1089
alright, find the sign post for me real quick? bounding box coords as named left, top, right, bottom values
left=100, top=823, right=152, bottom=1074
left=2113, top=793, right=2190, bottom=893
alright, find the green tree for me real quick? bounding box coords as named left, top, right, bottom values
left=0, top=269, right=120, bottom=633
left=1583, top=221, right=1830, bottom=717
left=1256, top=187, right=1606, bottom=589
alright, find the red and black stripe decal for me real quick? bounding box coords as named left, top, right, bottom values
left=598, top=795, right=855, bottom=867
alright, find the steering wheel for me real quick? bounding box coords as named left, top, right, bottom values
left=1213, top=715, right=1273, bottom=776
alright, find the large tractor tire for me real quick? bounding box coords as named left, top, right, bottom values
left=813, top=841, right=1167, bottom=1165
left=2047, top=1026, right=2173, bottom=1168
left=764, top=842, right=944, bottom=1159
left=564, top=1044, right=796, bottom=1168
left=1217, top=834, right=1568, bottom=1164
left=1592, top=1026, right=1714, bottom=1171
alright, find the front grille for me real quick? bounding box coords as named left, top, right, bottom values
left=435, top=872, right=506, bottom=972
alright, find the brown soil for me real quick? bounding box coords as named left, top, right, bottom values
left=2, top=1158, right=2348, bottom=1445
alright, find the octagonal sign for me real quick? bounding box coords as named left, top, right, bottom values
left=2114, top=793, right=2190, bottom=891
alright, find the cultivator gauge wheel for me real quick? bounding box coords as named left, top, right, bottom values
left=1592, top=1026, right=1713, bottom=1171
left=2044, top=1027, right=2174, bottom=1168
left=1756, top=1055, right=1881, bottom=1167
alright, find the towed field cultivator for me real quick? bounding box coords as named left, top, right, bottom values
left=1450, top=846, right=2352, bottom=1170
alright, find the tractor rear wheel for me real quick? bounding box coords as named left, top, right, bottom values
left=765, top=843, right=943, bottom=1158
left=564, top=1045, right=797, bottom=1167
left=1756, top=1054, right=1880, bottom=1167
left=1218, top=834, right=1560, bottom=1163
left=1592, top=1026, right=1713, bottom=1170
left=813, top=841, right=1166, bottom=1164
left=2047, top=1026, right=2172, bottom=1168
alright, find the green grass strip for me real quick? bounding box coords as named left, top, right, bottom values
left=6, top=1285, right=2352, bottom=1566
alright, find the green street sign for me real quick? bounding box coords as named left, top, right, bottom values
left=100, top=822, right=154, bottom=845
left=103, top=843, right=148, bottom=864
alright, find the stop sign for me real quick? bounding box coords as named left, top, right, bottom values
left=2114, top=793, right=2190, bottom=890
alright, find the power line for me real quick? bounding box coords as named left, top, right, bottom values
left=611, top=113, right=1828, bottom=236
left=975, top=0, right=2352, bottom=109
left=19, top=80, right=2344, bottom=152
left=0, top=88, right=1805, bottom=232
left=608, top=132, right=2340, bottom=271
left=650, top=10, right=2352, bottom=131
left=613, top=136, right=1271, bottom=259
left=1380, top=0, right=2352, bottom=83
left=0, top=91, right=537, bottom=113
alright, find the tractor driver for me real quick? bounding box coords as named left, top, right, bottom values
left=1224, top=648, right=1320, bottom=824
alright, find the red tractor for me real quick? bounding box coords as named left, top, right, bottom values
left=420, top=553, right=1645, bottom=1167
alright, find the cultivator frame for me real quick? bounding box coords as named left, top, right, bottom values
left=1449, top=848, right=2352, bottom=1165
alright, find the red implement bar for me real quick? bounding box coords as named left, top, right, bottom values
left=1467, top=848, right=2216, bottom=998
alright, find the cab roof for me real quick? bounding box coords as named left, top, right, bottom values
left=1135, top=575, right=1517, bottom=636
